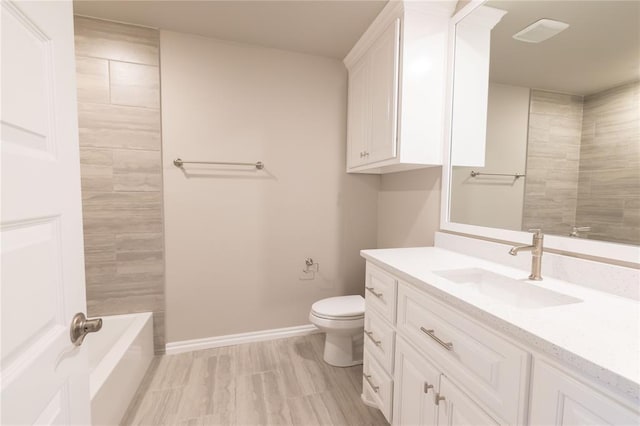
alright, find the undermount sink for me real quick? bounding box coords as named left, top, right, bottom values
left=433, top=268, right=582, bottom=309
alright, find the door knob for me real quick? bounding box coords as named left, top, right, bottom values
left=70, top=312, right=102, bottom=346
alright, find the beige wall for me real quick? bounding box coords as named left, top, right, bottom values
left=160, top=31, right=380, bottom=343
left=74, top=17, right=166, bottom=353
left=577, top=81, right=640, bottom=244
left=377, top=168, right=441, bottom=248
left=450, top=83, right=529, bottom=231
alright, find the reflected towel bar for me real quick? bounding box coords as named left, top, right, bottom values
left=470, top=171, right=525, bottom=178
left=173, top=158, right=264, bottom=169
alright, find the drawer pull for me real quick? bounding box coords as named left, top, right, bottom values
left=364, top=330, right=382, bottom=346
left=363, top=374, right=379, bottom=393
left=365, top=286, right=383, bottom=298
left=435, top=393, right=446, bottom=406
left=420, top=327, right=454, bottom=351
left=424, top=382, right=434, bottom=394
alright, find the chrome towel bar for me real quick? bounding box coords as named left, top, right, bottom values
left=470, top=171, right=524, bottom=178
left=173, top=158, right=264, bottom=169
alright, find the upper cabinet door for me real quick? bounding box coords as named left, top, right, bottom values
left=347, top=55, right=370, bottom=169
left=368, top=18, right=400, bottom=165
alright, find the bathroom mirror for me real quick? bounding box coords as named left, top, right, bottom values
left=443, top=0, right=640, bottom=262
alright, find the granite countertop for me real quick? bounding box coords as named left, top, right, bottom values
left=361, top=247, right=640, bottom=403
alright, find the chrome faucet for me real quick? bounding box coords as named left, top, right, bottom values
left=509, top=229, right=544, bottom=281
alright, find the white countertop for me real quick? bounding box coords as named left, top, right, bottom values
left=361, top=247, right=640, bottom=402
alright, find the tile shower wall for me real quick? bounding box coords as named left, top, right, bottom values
left=576, top=81, right=640, bottom=245
left=74, top=17, right=165, bottom=353
left=523, top=90, right=583, bottom=236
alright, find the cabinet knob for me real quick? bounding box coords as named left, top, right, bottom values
left=435, top=393, right=446, bottom=406
left=424, top=382, right=434, bottom=394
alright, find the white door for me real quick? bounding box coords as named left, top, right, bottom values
left=1, top=1, right=92, bottom=424
left=436, top=376, right=500, bottom=426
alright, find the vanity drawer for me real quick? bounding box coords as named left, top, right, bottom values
left=365, top=262, right=397, bottom=323
left=396, top=282, right=529, bottom=424
left=364, top=308, right=395, bottom=373
left=362, top=349, right=393, bottom=423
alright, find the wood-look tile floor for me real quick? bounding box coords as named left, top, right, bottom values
left=122, top=333, right=389, bottom=426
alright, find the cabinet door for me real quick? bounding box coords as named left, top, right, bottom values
left=393, top=337, right=440, bottom=426
left=436, top=376, right=500, bottom=426
left=368, top=17, right=400, bottom=165
left=529, top=360, right=640, bottom=426
left=347, top=54, right=370, bottom=168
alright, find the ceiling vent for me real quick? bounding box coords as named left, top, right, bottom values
left=513, top=19, right=570, bottom=43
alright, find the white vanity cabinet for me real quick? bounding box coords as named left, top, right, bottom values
left=344, top=1, right=454, bottom=174
left=362, top=260, right=529, bottom=425
left=529, top=360, right=640, bottom=426
left=361, top=263, right=398, bottom=422
left=363, top=253, right=640, bottom=426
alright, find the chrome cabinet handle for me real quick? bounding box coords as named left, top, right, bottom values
left=364, top=330, right=382, bottom=346
left=365, top=286, right=383, bottom=298
left=363, top=374, right=379, bottom=393
left=435, top=393, right=446, bottom=405
left=70, top=312, right=103, bottom=346
left=420, top=327, right=453, bottom=351
left=424, top=382, right=434, bottom=394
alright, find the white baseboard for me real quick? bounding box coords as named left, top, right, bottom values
left=165, top=324, right=320, bottom=355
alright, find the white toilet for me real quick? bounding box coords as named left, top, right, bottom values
left=309, top=295, right=365, bottom=367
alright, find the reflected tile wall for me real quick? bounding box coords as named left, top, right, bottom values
left=576, top=81, right=640, bottom=245
left=74, top=16, right=165, bottom=353
left=523, top=90, right=583, bottom=236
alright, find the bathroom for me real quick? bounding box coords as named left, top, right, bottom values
left=1, top=0, right=638, bottom=425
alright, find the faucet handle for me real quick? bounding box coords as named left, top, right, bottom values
left=528, top=228, right=543, bottom=236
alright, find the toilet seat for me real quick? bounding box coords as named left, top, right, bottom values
left=311, top=295, right=364, bottom=320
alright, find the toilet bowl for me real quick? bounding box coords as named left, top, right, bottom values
left=309, top=295, right=365, bottom=367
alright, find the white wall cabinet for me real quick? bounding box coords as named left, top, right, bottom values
left=344, top=1, right=454, bottom=174
left=529, top=360, right=640, bottom=426
left=362, top=260, right=639, bottom=425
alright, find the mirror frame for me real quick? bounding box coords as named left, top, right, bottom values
left=439, top=0, right=640, bottom=266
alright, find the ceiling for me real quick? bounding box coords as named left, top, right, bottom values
left=484, top=1, right=639, bottom=95
left=73, top=0, right=388, bottom=59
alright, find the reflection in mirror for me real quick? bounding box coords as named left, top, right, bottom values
left=449, top=1, right=639, bottom=245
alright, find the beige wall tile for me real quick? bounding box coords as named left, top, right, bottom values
left=79, top=148, right=113, bottom=192
left=116, top=232, right=164, bottom=253
left=78, top=103, right=161, bottom=151
left=74, top=16, right=159, bottom=65
left=82, top=191, right=163, bottom=235
left=75, top=57, right=110, bottom=103
left=113, top=149, right=162, bottom=191
left=75, top=16, right=165, bottom=353
left=110, top=61, right=160, bottom=108
left=523, top=90, right=583, bottom=235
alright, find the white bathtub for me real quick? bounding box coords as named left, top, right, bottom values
left=89, top=312, right=154, bottom=426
